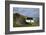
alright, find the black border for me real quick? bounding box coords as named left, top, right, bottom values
left=5, top=1, right=45, bottom=34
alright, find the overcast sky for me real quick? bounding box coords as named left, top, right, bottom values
left=13, top=7, right=39, bottom=18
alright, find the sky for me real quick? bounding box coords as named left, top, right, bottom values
left=13, top=7, right=39, bottom=18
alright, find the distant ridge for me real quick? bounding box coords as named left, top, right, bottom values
left=14, top=13, right=33, bottom=18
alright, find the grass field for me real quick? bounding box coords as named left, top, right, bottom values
left=13, top=13, right=39, bottom=27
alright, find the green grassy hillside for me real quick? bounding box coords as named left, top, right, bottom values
left=13, top=13, right=39, bottom=27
